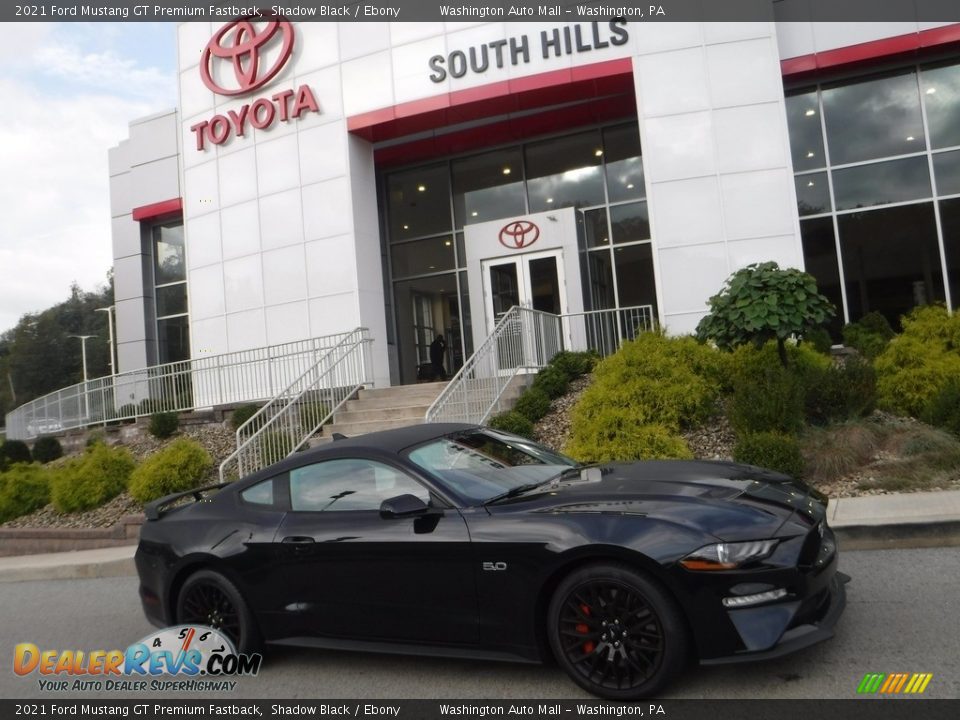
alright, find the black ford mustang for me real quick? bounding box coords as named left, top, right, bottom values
left=135, top=423, right=847, bottom=699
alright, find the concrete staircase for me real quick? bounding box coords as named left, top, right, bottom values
left=318, top=376, right=529, bottom=439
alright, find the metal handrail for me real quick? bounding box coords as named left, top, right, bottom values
left=4, top=331, right=356, bottom=440
left=426, top=306, right=563, bottom=425
left=425, top=304, right=655, bottom=425
left=218, top=328, right=373, bottom=482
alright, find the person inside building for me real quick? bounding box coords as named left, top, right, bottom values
left=430, top=333, right=447, bottom=381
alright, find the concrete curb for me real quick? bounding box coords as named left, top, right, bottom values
left=834, top=520, right=960, bottom=551
left=0, top=547, right=136, bottom=584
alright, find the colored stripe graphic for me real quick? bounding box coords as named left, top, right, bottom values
left=857, top=673, right=933, bottom=694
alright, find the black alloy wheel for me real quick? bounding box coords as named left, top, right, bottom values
left=176, top=570, right=260, bottom=653
left=548, top=564, right=687, bottom=699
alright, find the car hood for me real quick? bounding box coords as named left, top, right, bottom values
left=493, top=460, right=827, bottom=541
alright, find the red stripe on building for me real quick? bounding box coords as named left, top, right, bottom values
left=781, top=23, right=960, bottom=78
left=131, top=198, right=183, bottom=222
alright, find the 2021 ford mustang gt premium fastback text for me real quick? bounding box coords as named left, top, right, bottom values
left=135, top=423, right=847, bottom=698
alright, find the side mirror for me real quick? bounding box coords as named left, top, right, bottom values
left=379, top=493, right=430, bottom=518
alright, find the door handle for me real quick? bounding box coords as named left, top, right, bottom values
left=282, top=536, right=315, bottom=544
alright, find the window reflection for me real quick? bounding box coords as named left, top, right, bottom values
left=933, top=150, right=960, bottom=196
left=603, top=124, right=645, bottom=203
left=154, top=224, right=185, bottom=285
left=799, top=217, right=844, bottom=338
left=391, top=237, right=456, bottom=278
left=822, top=71, right=925, bottom=166
left=785, top=91, right=826, bottom=172
left=795, top=172, right=831, bottom=216
left=614, top=243, right=658, bottom=315
left=938, top=198, right=960, bottom=305
left=838, top=203, right=945, bottom=327
left=526, top=131, right=605, bottom=212
left=610, top=202, right=650, bottom=244
left=387, top=164, right=452, bottom=241
left=452, top=149, right=526, bottom=227
left=832, top=156, right=931, bottom=210
left=921, top=64, right=960, bottom=150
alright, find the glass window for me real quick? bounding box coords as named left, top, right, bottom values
left=241, top=479, right=275, bottom=506
left=156, top=283, right=187, bottom=317
left=799, top=217, right=844, bottom=336
left=832, top=156, right=931, bottom=210
left=452, top=148, right=526, bottom=227
left=582, top=208, right=609, bottom=248
left=822, top=71, right=925, bottom=166
left=937, top=197, right=960, bottom=307
left=154, top=223, right=185, bottom=284
left=387, top=164, right=452, bottom=241
left=610, top=202, right=650, bottom=244
left=795, top=172, right=832, bottom=216
left=526, top=130, right=605, bottom=212
left=603, top=124, right=644, bottom=203
left=838, top=203, right=945, bottom=326
left=394, top=274, right=459, bottom=384
left=290, top=459, right=429, bottom=512
left=614, top=243, right=658, bottom=315
left=933, top=150, right=960, bottom=196
left=583, top=249, right=615, bottom=310
left=785, top=91, right=826, bottom=172
left=157, top=316, right=190, bottom=364
left=390, top=236, right=456, bottom=278
left=921, top=63, right=960, bottom=150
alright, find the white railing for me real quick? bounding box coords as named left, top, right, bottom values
left=426, top=305, right=655, bottom=425
left=4, top=331, right=357, bottom=440
left=219, top=328, right=373, bottom=482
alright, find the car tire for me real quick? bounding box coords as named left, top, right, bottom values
left=547, top=563, right=687, bottom=699
left=176, top=569, right=261, bottom=654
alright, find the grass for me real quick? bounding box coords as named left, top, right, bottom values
left=856, top=425, right=960, bottom=493
left=800, top=421, right=884, bottom=485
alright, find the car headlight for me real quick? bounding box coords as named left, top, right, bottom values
left=679, top=539, right=778, bottom=570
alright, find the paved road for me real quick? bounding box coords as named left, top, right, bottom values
left=1, top=547, right=957, bottom=700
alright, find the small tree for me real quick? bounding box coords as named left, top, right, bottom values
left=696, top=262, right=835, bottom=367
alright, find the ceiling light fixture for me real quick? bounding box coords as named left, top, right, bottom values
left=805, top=109, right=816, bottom=117
left=502, top=167, right=511, bottom=175
left=417, top=185, right=426, bottom=192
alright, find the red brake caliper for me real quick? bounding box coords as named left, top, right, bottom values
left=578, top=604, right=595, bottom=654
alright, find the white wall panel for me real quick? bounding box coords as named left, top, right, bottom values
left=220, top=201, right=260, bottom=260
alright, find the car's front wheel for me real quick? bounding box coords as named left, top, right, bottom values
left=176, top=569, right=260, bottom=654
left=548, top=563, right=687, bottom=699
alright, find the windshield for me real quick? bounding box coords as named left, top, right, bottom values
left=406, top=429, right=579, bottom=504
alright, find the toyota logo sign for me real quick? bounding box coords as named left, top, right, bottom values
left=499, top=220, right=540, bottom=250
left=200, top=19, right=295, bottom=97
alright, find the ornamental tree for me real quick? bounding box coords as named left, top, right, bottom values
left=695, top=262, right=835, bottom=367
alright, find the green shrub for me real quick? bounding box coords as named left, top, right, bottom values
left=0, top=464, right=50, bottom=522
left=116, top=403, right=137, bottom=420
left=565, top=421, right=693, bottom=463
left=513, top=387, right=552, bottom=422
left=549, top=351, right=598, bottom=379
left=875, top=305, right=960, bottom=418
left=148, top=412, right=179, bottom=439
left=843, top=311, right=896, bottom=360
left=573, top=333, right=722, bottom=429
left=138, top=398, right=166, bottom=414
left=727, top=343, right=826, bottom=436
left=803, top=326, right=834, bottom=355
left=230, top=404, right=260, bottom=431
left=0, top=440, right=32, bottom=470
left=50, top=444, right=135, bottom=513
left=129, top=438, right=213, bottom=504
left=734, top=432, right=805, bottom=478
left=487, top=411, right=534, bottom=439
left=925, top=379, right=960, bottom=437
left=259, top=430, right=296, bottom=467
left=531, top=365, right=569, bottom=399
left=803, top=357, right=877, bottom=426
left=31, top=437, right=63, bottom=464
left=86, top=429, right=107, bottom=448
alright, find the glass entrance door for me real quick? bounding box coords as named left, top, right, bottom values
left=481, top=250, right=566, bottom=333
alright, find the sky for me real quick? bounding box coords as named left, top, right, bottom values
left=0, top=22, right=178, bottom=335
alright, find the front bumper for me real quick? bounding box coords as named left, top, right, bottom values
left=700, top=570, right=849, bottom=665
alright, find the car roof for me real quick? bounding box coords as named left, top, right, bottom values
left=238, top=422, right=480, bottom=483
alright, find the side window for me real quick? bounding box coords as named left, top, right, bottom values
left=241, top=478, right=276, bottom=507
left=289, top=459, right=430, bottom=512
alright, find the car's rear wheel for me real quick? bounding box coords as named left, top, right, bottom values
left=548, top=563, right=687, bottom=699
left=176, top=570, right=260, bottom=653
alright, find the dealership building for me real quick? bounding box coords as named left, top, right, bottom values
left=109, top=16, right=960, bottom=391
